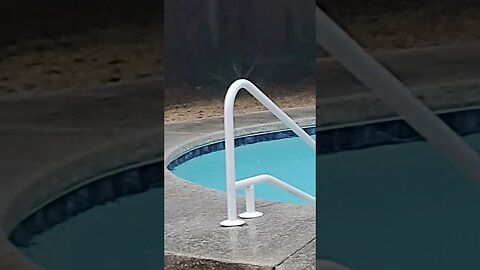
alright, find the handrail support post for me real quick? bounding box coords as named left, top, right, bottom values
left=239, top=185, right=263, bottom=219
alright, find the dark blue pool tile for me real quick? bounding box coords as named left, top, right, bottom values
left=215, top=142, right=225, bottom=151
left=334, top=128, right=353, bottom=149
left=10, top=161, right=164, bottom=247
left=459, top=113, right=476, bottom=134
left=245, top=136, right=256, bottom=144
left=168, top=159, right=178, bottom=170
left=10, top=227, right=28, bottom=247
left=316, top=131, right=334, bottom=153
left=456, top=110, right=480, bottom=134
left=94, top=177, right=116, bottom=204
left=305, top=127, right=316, bottom=135
left=141, top=171, right=160, bottom=188
left=170, top=126, right=316, bottom=170
left=110, top=174, right=126, bottom=197
left=316, top=107, right=480, bottom=154
left=30, top=211, right=46, bottom=235
left=14, top=211, right=46, bottom=245
left=191, top=149, right=198, bottom=158
left=140, top=163, right=162, bottom=187
left=69, top=188, right=92, bottom=212
left=441, top=113, right=457, bottom=130
left=170, top=109, right=480, bottom=167
left=395, top=122, right=417, bottom=140
left=234, top=137, right=245, bottom=147
left=65, top=198, right=81, bottom=216
left=44, top=205, right=64, bottom=228
left=123, top=169, right=143, bottom=191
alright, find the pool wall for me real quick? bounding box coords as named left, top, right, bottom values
left=9, top=161, right=163, bottom=247
left=167, top=126, right=315, bottom=171
left=165, top=114, right=315, bottom=166
left=317, top=106, right=480, bottom=154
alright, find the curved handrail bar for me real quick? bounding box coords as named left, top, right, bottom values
left=315, top=6, right=480, bottom=183
left=225, top=79, right=315, bottom=150
left=221, top=79, right=315, bottom=227
left=235, top=174, right=315, bottom=204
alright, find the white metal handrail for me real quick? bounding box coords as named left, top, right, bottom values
left=220, top=79, right=315, bottom=227
left=236, top=175, right=315, bottom=203
left=315, top=6, right=480, bottom=183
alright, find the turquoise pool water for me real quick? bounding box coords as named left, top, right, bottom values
left=317, top=132, right=480, bottom=270
left=22, top=188, right=163, bottom=270
left=171, top=135, right=316, bottom=204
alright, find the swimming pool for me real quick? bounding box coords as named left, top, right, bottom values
left=317, top=107, right=480, bottom=270
left=23, top=189, right=163, bottom=270
left=10, top=161, right=163, bottom=270
left=168, top=128, right=316, bottom=204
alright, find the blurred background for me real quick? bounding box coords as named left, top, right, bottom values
left=165, top=0, right=315, bottom=89
left=164, top=0, right=316, bottom=122
left=1, top=0, right=478, bottom=118
left=317, top=0, right=480, bottom=55
left=0, top=0, right=163, bottom=95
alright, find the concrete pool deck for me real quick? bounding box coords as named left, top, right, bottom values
left=164, top=108, right=316, bottom=270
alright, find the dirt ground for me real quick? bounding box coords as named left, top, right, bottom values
left=166, top=1, right=480, bottom=122
left=164, top=82, right=315, bottom=122
left=0, top=1, right=479, bottom=122
left=0, top=25, right=163, bottom=95
left=317, top=0, right=480, bottom=56
left=0, top=0, right=163, bottom=95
